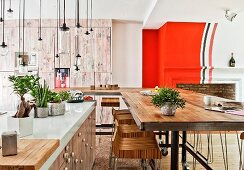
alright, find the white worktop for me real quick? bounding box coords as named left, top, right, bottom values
left=0, top=101, right=96, bottom=169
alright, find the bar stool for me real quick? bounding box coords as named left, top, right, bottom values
left=111, top=119, right=162, bottom=170
left=98, top=97, right=120, bottom=141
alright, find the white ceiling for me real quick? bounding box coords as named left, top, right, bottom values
left=6, top=0, right=244, bottom=28
left=8, top=0, right=152, bottom=22
left=143, top=0, right=244, bottom=28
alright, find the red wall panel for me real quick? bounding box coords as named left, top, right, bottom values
left=142, top=22, right=206, bottom=88
left=142, top=30, right=159, bottom=88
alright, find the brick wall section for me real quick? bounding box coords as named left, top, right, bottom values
left=176, top=84, right=235, bottom=100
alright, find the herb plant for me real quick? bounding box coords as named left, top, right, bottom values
left=151, top=88, right=186, bottom=109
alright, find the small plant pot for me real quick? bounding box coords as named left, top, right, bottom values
left=36, top=107, right=49, bottom=118
left=160, top=103, right=177, bottom=116
left=48, top=102, right=66, bottom=116
left=7, top=116, right=33, bottom=137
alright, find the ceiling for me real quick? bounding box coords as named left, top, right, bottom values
left=6, top=0, right=244, bottom=29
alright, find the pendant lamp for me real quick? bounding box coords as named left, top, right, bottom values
left=73, top=35, right=81, bottom=71
left=85, top=0, right=90, bottom=35
left=76, top=0, right=81, bottom=28
left=60, top=0, right=69, bottom=31
left=0, top=0, right=7, bottom=51
left=90, top=0, right=93, bottom=32
left=55, top=0, right=60, bottom=58
left=22, top=0, right=26, bottom=66
left=75, top=35, right=81, bottom=65
left=7, top=0, right=13, bottom=18
left=38, top=0, right=42, bottom=41
left=18, top=0, right=21, bottom=59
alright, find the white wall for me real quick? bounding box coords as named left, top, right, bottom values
left=213, top=13, right=244, bottom=67
left=112, top=21, right=142, bottom=87
left=210, top=13, right=244, bottom=101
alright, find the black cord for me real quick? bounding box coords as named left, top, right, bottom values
left=38, top=0, right=42, bottom=40
left=0, top=0, right=3, bottom=22
left=85, top=0, right=90, bottom=35
left=77, top=0, right=80, bottom=27
left=63, top=0, right=65, bottom=24
left=90, top=0, right=93, bottom=31
left=18, top=0, right=21, bottom=58
left=56, top=0, right=59, bottom=54
left=2, top=0, right=5, bottom=42
left=23, top=0, right=25, bottom=57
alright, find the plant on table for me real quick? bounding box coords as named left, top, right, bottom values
left=48, top=91, right=71, bottom=116
left=8, top=75, right=40, bottom=118
left=151, top=88, right=186, bottom=116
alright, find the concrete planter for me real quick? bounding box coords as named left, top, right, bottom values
left=48, top=102, right=65, bottom=116
left=160, top=103, right=176, bottom=116
left=36, top=107, right=49, bottom=118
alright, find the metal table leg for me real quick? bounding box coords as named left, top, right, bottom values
left=182, top=131, right=190, bottom=170
left=171, top=131, right=179, bottom=170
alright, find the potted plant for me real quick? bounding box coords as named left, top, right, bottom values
left=151, top=88, right=186, bottom=116
left=8, top=75, right=39, bottom=137
left=8, top=75, right=39, bottom=118
left=31, top=80, right=51, bottom=118
left=48, top=91, right=71, bottom=116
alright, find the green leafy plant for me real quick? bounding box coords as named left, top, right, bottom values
left=49, top=92, right=61, bottom=103
left=32, top=81, right=51, bottom=107
left=8, top=75, right=40, bottom=118
left=8, top=75, right=40, bottom=98
left=151, top=88, right=186, bottom=109
left=58, top=91, right=71, bottom=101
left=49, top=91, right=71, bottom=103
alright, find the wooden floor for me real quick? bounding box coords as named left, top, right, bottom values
left=94, top=133, right=243, bottom=170
left=160, top=132, right=243, bottom=170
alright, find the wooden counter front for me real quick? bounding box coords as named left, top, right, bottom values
left=0, top=139, right=59, bottom=170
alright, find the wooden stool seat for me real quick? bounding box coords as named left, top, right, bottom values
left=112, top=109, right=130, bottom=116
left=101, top=97, right=120, bottom=107
left=112, top=135, right=162, bottom=159
left=115, top=114, right=135, bottom=125
left=118, top=124, right=154, bottom=138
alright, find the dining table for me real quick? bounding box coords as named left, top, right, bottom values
left=121, top=89, right=244, bottom=170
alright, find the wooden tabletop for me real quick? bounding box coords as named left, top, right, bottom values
left=0, top=139, right=59, bottom=170
left=122, top=89, right=244, bottom=131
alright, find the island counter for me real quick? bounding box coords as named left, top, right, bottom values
left=0, top=101, right=96, bottom=170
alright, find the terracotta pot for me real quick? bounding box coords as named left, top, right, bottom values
left=160, top=103, right=176, bottom=116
